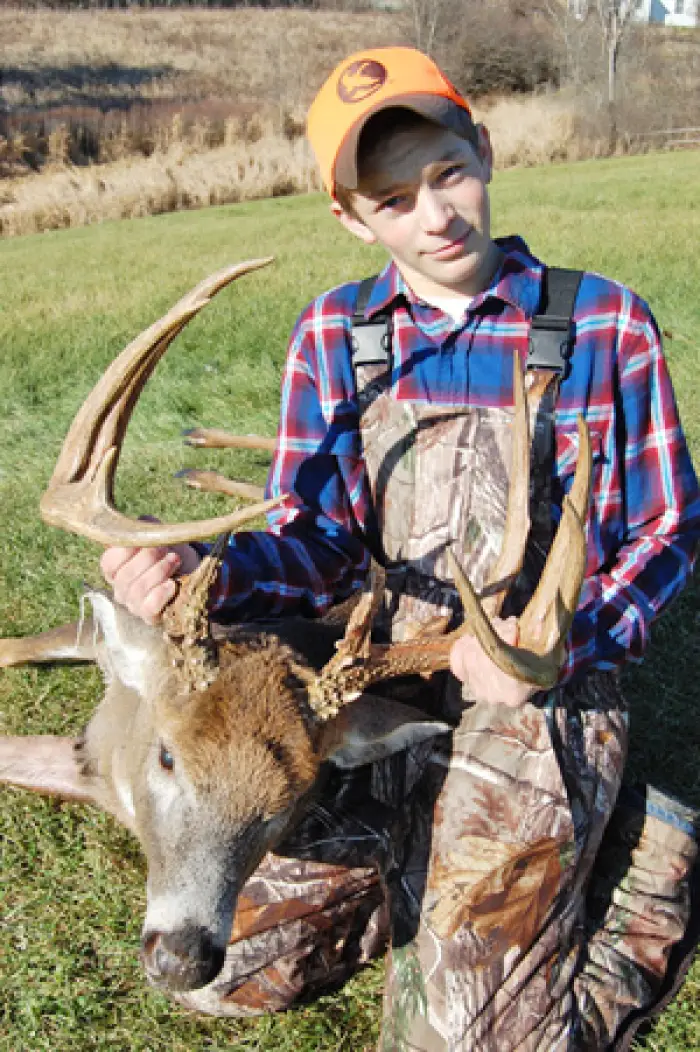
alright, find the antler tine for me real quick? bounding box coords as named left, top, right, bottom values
left=40, top=258, right=284, bottom=547
left=308, top=562, right=459, bottom=721
left=307, top=563, right=383, bottom=719
left=516, top=414, right=591, bottom=657
left=162, top=532, right=231, bottom=692
left=481, top=353, right=531, bottom=619
left=450, top=413, right=592, bottom=688
left=308, top=633, right=453, bottom=722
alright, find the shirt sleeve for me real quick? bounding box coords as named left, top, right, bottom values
left=559, top=299, right=700, bottom=682
left=204, top=300, right=371, bottom=621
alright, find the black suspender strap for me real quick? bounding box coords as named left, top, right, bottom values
left=354, top=274, right=377, bottom=316
left=351, top=274, right=392, bottom=368
left=351, top=266, right=584, bottom=377
left=527, top=267, right=583, bottom=377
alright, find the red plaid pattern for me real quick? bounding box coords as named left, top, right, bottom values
left=208, top=237, right=699, bottom=683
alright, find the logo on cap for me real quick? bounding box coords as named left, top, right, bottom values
left=337, top=60, right=387, bottom=104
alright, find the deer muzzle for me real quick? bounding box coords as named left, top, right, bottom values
left=141, top=926, right=226, bottom=991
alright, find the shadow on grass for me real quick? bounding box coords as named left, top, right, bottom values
left=623, top=572, right=700, bottom=809
left=0, top=64, right=172, bottom=112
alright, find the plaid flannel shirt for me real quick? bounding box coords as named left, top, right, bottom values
left=207, top=236, right=700, bottom=683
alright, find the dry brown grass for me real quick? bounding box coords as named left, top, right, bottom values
left=0, top=133, right=320, bottom=236
left=475, top=94, right=583, bottom=167
left=0, top=7, right=407, bottom=121
left=0, top=92, right=610, bottom=238
left=0, top=87, right=678, bottom=239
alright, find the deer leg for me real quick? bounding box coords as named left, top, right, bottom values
left=0, top=620, right=97, bottom=667
left=175, top=469, right=265, bottom=503
left=182, top=428, right=276, bottom=452
left=0, top=622, right=98, bottom=801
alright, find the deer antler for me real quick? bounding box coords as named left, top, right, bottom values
left=40, top=259, right=282, bottom=547
left=176, top=426, right=276, bottom=505
left=479, top=352, right=531, bottom=619
left=177, top=430, right=274, bottom=506
left=161, top=533, right=232, bottom=692
left=452, top=414, right=591, bottom=687
left=308, top=357, right=592, bottom=718
left=308, top=563, right=453, bottom=719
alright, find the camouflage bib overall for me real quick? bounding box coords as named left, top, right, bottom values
left=179, top=327, right=699, bottom=1052
left=355, top=355, right=697, bottom=1051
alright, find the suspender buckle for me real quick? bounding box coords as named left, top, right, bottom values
left=351, top=316, right=392, bottom=367
left=527, top=315, right=575, bottom=376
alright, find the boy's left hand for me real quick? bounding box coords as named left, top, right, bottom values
left=449, top=617, right=539, bottom=708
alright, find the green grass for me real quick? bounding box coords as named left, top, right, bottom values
left=0, top=150, right=699, bottom=1050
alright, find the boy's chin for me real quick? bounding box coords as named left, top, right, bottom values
left=422, top=254, right=491, bottom=296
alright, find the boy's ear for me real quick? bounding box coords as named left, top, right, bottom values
left=330, top=200, right=377, bottom=246
left=476, top=124, right=494, bottom=184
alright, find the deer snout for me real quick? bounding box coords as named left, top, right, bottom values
left=141, top=927, right=225, bottom=991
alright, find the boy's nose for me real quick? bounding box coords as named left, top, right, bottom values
left=417, top=188, right=454, bottom=234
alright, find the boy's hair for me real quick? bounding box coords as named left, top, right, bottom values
left=334, top=106, right=480, bottom=216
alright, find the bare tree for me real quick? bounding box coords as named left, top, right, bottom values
left=405, top=0, right=454, bottom=56
left=549, top=1, right=636, bottom=148
left=541, top=0, right=595, bottom=88
left=595, top=0, right=636, bottom=112
left=595, top=0, right=637, bottom=149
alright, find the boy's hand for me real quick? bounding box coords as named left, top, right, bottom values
left=449, top=617, right=539, bottom=708
left=100, top=543, right=202, bottom=625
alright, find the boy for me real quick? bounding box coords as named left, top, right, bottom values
left=102, top=47, right=700, bottom=1050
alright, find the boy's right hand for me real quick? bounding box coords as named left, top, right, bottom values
left=449, top=617, right=539, bottom=709
left=100, top=544, right=202, bottom=625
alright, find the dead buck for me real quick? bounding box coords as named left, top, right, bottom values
left=0, top=260, right=591, bottom=996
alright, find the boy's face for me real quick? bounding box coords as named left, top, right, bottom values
left=333, top=122, right=499, bottom=301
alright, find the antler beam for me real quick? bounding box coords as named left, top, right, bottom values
left=454, top=414, right=591, bottom=687
left=40, top=259, right=283, bottom=547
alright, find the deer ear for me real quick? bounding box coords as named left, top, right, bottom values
left=317, top=694, right=450, bottom=769
left=86, top=589, right=170, bottom=698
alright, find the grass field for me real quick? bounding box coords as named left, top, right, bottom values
left=0, top=150, right=699, bottom=1050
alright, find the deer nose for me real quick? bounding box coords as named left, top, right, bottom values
left=141, top=927, right=225, bottom=991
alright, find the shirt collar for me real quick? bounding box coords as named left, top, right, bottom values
left=362, top=236, right=545, bottom=322
left=362, top=261, right=410, bottom=318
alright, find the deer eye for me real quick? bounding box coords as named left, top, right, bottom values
left=159, top=744, right=175, bottom=772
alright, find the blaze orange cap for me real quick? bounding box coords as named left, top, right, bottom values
left=307, top=46, right=477, bottom=198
